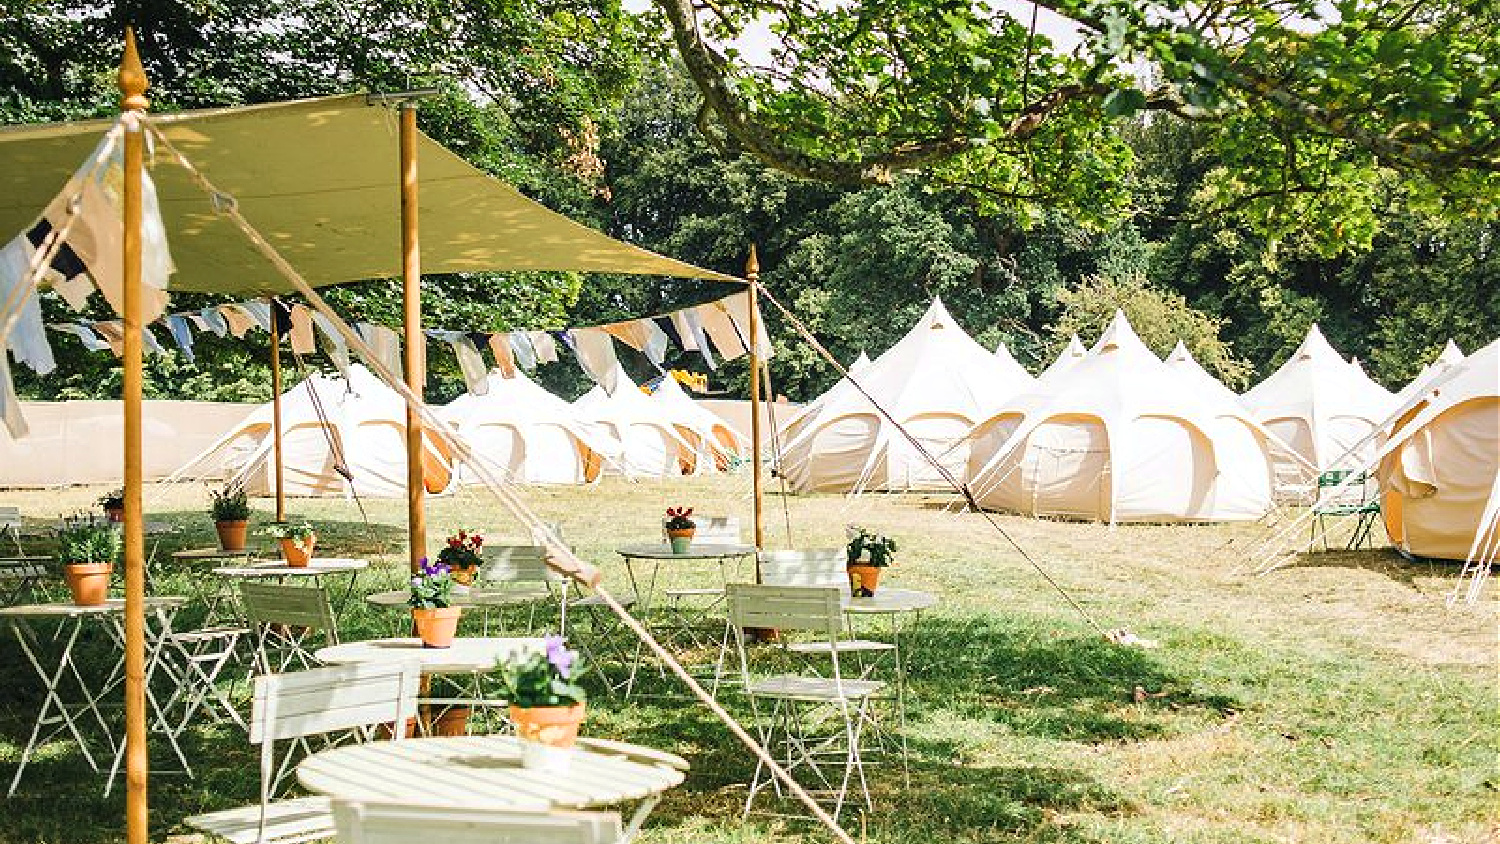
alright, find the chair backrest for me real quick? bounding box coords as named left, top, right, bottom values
left=758, top=549, right=848, bottom=588
left=250, top=661, right=421, bottom=745
left=331, top=802, right=622, bottom=844
left=684, top=516, right=740, bottom=545
left=239, top=581, right=338, bottom=633
left=1316, top=469, right=1372, bottom=506
left=0, top=506, right=20, bottom=531
left=726, top=583, right=842, bottom=637
left=250, top=662, right=421, bottom=837
left=480, top=545, right=563, bottom=585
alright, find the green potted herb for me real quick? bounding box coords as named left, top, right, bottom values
left=57, top=517, right=121, bottom=605
left=97, top=488, right=125, bottom=523
left=209, top=485, right=251, bottom=551
left=264, top=522, right=316, bottom=567
left=845, top=525, right=897, bottom=597
left=408, top=557, right=460, bottom=648
left=495, top=636, right=588, bottom=771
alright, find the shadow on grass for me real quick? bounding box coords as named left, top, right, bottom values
left=1278, top=547, right=1457, bottom=590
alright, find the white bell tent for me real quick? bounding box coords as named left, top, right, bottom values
left=650, top=375, right=750, bottom=470
left=778, top=298, right=1032, bottom=493
left=965, top=312, right=1278, bottom=522
left=1389, top=340, right=1466, bottom=411
left=1241, top=324, right=1396, bottom=487
left=440, top=369, right=620, bottom=486
left=190, top=364, right=452, bottom=498
left=1037, top=334, right=1087, bottom=382
left=1165, top=340, right=1242, bottom=406
left=993, top=341, right=1033, bottom=384
left=1376, top=338, right=1498, bottom=563
left=573, top=363, right=702, bottom=478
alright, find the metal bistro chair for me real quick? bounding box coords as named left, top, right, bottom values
left=331, top=801, right=623, bottom=844
left=726, top=583, right=884, bottom=822
left=1310, top=469, right=1382, bottom=551
left=474, top=544, right=567, bottom=635
left=661, top=516, right=745, bottom=650
left=0, top=505, right=50, bottom=606
left=185, top=661, right=422, bottom=844
left=240, top=582, right=340, bottom=676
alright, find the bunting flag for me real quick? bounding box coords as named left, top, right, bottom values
left=28, top=288, right=772, bottom=399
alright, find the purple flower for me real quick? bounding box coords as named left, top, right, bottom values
left=544, top=635, right=574, bottom=679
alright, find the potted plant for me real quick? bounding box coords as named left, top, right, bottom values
left=496, top=635, right=587, bottom=772
left=409, top=557, right=461, bottom=648
left=209, top=485, right=251, bottom=551
left=845, top=525, right=897, bottom=597
left=437, top=529, right=484, bottom=596
left=57, top=517, right=121, bottom=606
left=664, top=507, right=696, bottom=554
left=265, top=522, right=316, bottom=567
left=97, top=488, right=125, bottom=523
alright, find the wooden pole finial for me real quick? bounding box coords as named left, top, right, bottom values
left=745, top=243, right=760, bottom=281
left=118, top=27, right=150, bottom=111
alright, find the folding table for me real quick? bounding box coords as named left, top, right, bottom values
left=0, top=596, right=191, bottom=796
left=297, top=734, right=687, bottom=843
left=213, top=557, right=368, bottom=619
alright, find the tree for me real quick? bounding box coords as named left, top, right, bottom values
left=651, top=0, right=1500, bottom=245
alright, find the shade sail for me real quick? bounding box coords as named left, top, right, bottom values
left=0, top=95, right=739, bottom=295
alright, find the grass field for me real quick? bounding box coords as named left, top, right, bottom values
left=0, top=475, right=1494, bottom=844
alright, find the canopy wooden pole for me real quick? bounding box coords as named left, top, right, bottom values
left=747, top=246, right=765, bottom=551
left=117, top=28, right=150, bottom=844
left=269, top=299, right=285, bottom=522
left=399, top=101, right=426, bottom=571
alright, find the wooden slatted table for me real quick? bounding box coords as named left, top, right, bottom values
left=297, top=735, right=687, bottom=842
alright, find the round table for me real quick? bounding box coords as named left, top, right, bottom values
left=843, top=587, right=938, bottom=615
left=364, top=587, right=548, bottom=609
left=212, top=557, right=368, bottom=578
left=315, top=637, right=541, bottom=675
left=297, top=734, right=686, bottom=835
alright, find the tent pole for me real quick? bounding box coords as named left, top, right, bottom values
left=399, top=101, right=426, bottom=572
left=747, top=246, right=764, bottom=552
left=117, top=28, right=150, bottom=844
left=269, top=299, right=285, bottom=522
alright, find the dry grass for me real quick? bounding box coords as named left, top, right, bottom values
left=0, top=475, right=1494, bottom=843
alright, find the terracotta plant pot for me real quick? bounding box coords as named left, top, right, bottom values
left=376, top=716, right=418, bottom=740
left=847, top=563, right=881, bottom=597
left=105, top=507, right=124, bottom=523
left=411, top=606, right=462, bottom=648
left=215, top=520, right=249, bottom=551
left=451, top=566, right=477, bottom=586
left=666, top=527, right=695, bottom=554
left=64, top=562, right=113, bottom=606
left=279, top=535, right=315, bottom=567
left=425, top=705, right=471, bottom=737
left=509, top=702, right=586, bottom=749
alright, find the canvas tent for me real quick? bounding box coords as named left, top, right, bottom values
left=778, top=298, right=1031, bottom=493
left=650, top=375, right=750, bottom=470
left=1165, top=340, right=1242, bottom=406
left=573, top=364, right=702, bottom=478
left=1377, top=338, right=1499, bottom=561
left=188, top=364, right=452, bottom=498
left=441, top=369, right=618, bottom=486
left=1389, top=340, right=1466, bottom=411
left=993, top=341, right=1034, bottom=384
left=1037, top=334, right=1087, bottom=382
left=965, top=312, right=1278, bottom=522
left=1241, top=324, right=1396, bottom=489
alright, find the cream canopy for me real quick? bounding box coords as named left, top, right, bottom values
left=0, top=95, right=737, bottom=295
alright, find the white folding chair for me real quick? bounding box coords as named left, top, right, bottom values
left=661, top=516, right=746, bottom=650
left=331, top=801, right=623, bottom=844
left=726, top=584, right=884, bottom=822
left=476, top=544, right=567, bottom=635
left=185, top=661, right=422, bottom=844
left=0, top=505, right=50, bottom=605
left=240, top=582, right=340, bottom=676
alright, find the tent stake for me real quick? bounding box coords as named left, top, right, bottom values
left=117, top=27, right=150, bottom=844
left=399, top=100, right=427, bottom=571
left=269, top=299, right=285, bottom=522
